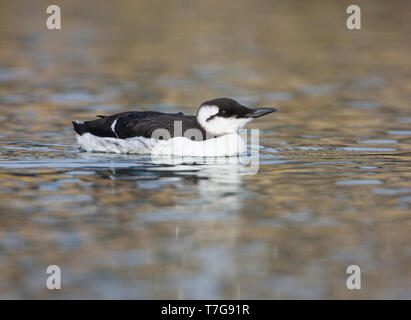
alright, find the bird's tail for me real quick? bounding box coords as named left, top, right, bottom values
left=72, top=121, right=86, bottom=135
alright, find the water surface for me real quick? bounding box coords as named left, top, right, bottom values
left=0, top=0, right=411, bottom=299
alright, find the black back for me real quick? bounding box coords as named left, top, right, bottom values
left=72, top=111, right=208, bottom=140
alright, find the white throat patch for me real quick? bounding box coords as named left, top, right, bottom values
left=196, top=105, right=252, bottom=135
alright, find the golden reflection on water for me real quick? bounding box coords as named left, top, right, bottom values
left=0, top=0, right=410, bottom=298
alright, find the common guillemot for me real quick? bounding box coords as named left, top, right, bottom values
left=72, top=97, right=276, bottom=156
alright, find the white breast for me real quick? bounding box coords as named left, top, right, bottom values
left=75, top=132, right=247, bottom=157
left=151, top=133, right=247, bottom=157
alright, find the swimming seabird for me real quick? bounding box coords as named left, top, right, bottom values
left=72, top=97, right=276, bottom=156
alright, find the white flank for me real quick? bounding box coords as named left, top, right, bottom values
left=75, top=132, right=247, bottom=157
left=76, top=133, right=157, bottom=154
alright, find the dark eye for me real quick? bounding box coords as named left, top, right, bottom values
left=221, top=110, right=227, bottom=115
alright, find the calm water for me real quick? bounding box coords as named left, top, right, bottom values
left=0, top=0, right=411, bottom=299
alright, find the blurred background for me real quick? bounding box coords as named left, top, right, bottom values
left=0, top=0, right=410, bottom=299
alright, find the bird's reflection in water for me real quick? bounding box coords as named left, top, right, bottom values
left=78, top=152, right=258, bottom=217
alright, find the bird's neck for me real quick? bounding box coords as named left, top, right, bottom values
left=194, top=118, right=223, bottom=140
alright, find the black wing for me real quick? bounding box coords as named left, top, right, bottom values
left=72, top=111, right=204, bottom=139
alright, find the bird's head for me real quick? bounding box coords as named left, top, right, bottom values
left=196, top=97, right=277, bottom=135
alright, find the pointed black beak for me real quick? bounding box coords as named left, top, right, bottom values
left=246, top=107, right=277, bottom=118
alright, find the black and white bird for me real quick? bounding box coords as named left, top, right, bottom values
left=72, top=97, right=276, bottom=156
